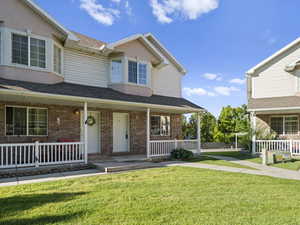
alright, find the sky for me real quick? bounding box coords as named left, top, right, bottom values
left=35, top=0, right=300, bottom=117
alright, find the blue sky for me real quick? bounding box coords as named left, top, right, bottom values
left=35, top=0, right=300, bottom=117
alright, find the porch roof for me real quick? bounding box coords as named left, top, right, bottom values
left=248, top=96, right=300, bottom=112
left=0, top=78, right=203, bottom=112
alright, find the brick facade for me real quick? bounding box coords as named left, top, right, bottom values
left=0, top=101, right=183, bottom=156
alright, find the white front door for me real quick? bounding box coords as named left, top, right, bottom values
left=81, top=111, right=100, bottom=154
left=113, top=113, right=129, bottom=152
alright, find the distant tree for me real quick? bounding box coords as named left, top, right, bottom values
left=182, top=112, right=217, bottom=142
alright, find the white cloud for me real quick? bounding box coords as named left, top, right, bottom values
left=229, top=78, right=246, bottom=85
left=183, top=87, right=216, bottom=97
left=111, top=0, right=121, bottom=3
left=149, top=0, right=219, bottom=24
left=80, top=0, right=120, bottom=26
left=214, top=86, right=240, bottom=96
left=203, top=73, right=222, bottom=81
left=125, top=1, right=133, bottom=16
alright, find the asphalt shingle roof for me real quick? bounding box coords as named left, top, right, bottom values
left=0, top=78, right=203, bottom=110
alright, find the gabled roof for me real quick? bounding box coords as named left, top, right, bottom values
left=144, top=33, right=187, bottom=74
left=71, top=31, right=106, bottom=49
left=106, top=34, right=168, bottom=66
left=23, top=0, right=79, bottom=41
left=247, top=37, right=300, bottom=76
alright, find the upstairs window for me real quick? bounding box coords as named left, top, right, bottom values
left=128, top=60, right=147, bottom=85
left=53, top=45, right=62, bottom=74
left=30, top=38, right=46, bottom=68
left=12, top=34, right=46, bottom=69
left=12, top=34, right=28, bottom=66
left=151, top=115, right=171, bottom=136
left=111, top=59, right=122, bottom=83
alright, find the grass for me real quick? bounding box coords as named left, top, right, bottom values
left=187, top=155, right=256, bottom=170
left=205, top=151, right=300, bottom=171
left=2, top=167, right=300, bottom=224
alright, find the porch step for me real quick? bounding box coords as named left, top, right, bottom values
left=92, top=162, right=162, bottom=173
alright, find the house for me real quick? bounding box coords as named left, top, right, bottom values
left=0, top=0, right=203, bottom=168
left=247, top=37, right=300, bottom=154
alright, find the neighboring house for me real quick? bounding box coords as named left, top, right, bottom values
left=0, top=0, right=203, bottom=168
left=247, top=37, right=300, bottom=154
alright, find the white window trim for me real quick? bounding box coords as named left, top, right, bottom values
left=53, top=42, right=64, bottom=77
left=5, top=105, right=48, bottom=137
left=127, top=57, right=149, bottom=87
left=270, top=115, right=299, bottom=136
left=110, top=57, right=124, bottom=84
left=150, top=115, right=171, bottom=137
left=11, top=30, right=48, bottom=70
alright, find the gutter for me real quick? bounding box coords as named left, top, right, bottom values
left=0, top=88, right=203, bottom=113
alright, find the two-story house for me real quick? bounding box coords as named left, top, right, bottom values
left=0, top=0, right=203, bottom=168
left=247, top=37, right=300, bottom=154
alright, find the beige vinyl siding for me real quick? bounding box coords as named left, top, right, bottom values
left=252, top=46, right=300, bottom=98
left=152, top=64, right=182, bottom=98
left=64, top=49, right=109, bottom=88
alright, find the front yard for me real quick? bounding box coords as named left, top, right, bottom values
left=205, top=151, right=300, bottom=171
left=2, top=167, right=300, bottom=225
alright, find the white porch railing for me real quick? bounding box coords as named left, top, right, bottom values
left=0, top=142, right=85, bottom=169
left=149, top=139, right=198, bottom=157
left=255, top=140, right=300, bottom=156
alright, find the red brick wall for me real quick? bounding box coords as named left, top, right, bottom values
left=0, top=101, right=183, bottom=156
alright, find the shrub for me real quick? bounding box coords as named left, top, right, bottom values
left=170, top=148, right=194, bottom=160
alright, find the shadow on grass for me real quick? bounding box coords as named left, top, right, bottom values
left=0, top=212, right=84, bottom=225
left=204, top=151, right=258, bottom=160
left=0, top=192, right=86, bottom=220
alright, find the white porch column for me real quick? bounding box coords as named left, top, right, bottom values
left=251, top=112, right=256, bottom=155
left=146, top=108, right=150, bottom=158
left=197, top=112, right=201, bottom=154
left=84, top=102, right=88, bottom=164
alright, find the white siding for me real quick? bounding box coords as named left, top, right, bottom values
left=252, top=46, right=300, bottom=98
left=152, top=63, right=182, bottom=98
left=64, top=49, right=109, bottom=87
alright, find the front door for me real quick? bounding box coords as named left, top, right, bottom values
left=113, top=113, right=129, bottom=152
left=81, top=111, right=100, bottom=154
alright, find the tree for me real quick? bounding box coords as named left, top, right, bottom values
left=214, top=105, right=250, bottom=144
left=182, top=112, right=217, bottom=142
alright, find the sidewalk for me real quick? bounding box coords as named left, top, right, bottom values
left=0, top=169, right=104, bottom=187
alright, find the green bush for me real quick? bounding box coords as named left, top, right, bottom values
left=171, top=148, right=194, bottom=160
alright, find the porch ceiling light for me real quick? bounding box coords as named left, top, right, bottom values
left=73, top=109, right=80, bottom=115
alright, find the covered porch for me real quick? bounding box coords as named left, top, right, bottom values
left=0, top=79, right=203, bottom=169
left=250, top=107, right=300, bottom=156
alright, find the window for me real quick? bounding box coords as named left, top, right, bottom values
left=6, top=106, right=48, bottom=136
left=12, top=34, right=28, bottom=65
left=128, top=60, right=147, bottom=85
left=30, top=38, right=46, bottom=68
left=151, top=115, right=170, bottom=136
left=111, top=59, right=122, bottom=83
left=53, top=45, right=62, bottom=74
left=270, top=116, right=298, bottom=135
left=12, top=34, right=46, bottom=68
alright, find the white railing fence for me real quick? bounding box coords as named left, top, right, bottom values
left=255, top=140, right=300, bottom=156
left=0, top=142, right=85, bottom=169
left=149, top=139, right=198, bottom=157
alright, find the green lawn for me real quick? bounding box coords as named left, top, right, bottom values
left=2, top=167, right=300, bottom=225
left=205, top=151, right=300, bottom=171
left=187, top=155, right=256, bottom=170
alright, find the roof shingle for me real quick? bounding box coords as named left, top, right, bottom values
left=0, top=78, right=203, bottom=110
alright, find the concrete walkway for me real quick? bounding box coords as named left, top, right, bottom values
left=0, top=169, right=105, bottom=187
